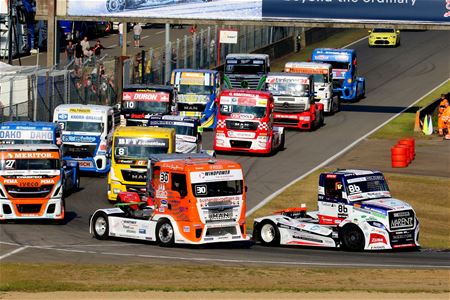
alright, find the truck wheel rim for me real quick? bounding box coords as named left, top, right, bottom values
left=95, top=216, right=107, bottom=236
left=346, top=229, right=363, bottom=249
left=159, top=223, right=173, bottom=244
left=261, top=224, right=275, bottom=243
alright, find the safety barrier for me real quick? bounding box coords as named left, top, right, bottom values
left=391, top=138, right=415, bottom=168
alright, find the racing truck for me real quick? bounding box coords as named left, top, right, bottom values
left=0, top=144, right=79, bottom=222
left=121, top=85, right=176, bottom=126
left=0, top=121, right=62, bottom=145
left=265, top=73, right=324, bottom=130
left=284, top=62, right=340, bottom=114
left=147, top=115, right=204, bottom=154
left=214, top=90, right=285, bottom=155
left=312, top=48, right=365, bottom=102
left=253, top=169, right=420, bottom=251
left=170, top=69, right=220, bottom=129
left=107, top=126, right=175, bottom=202
left=91, top=153, right=248, bottom=246
left=223, top=54, right=270, bottom=90
left=53, top=104, right=120, bottom=174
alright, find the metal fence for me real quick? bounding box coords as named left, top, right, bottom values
left=0, top=55, right=118, bottom=122
left=125, top=25, right=294, bottom=85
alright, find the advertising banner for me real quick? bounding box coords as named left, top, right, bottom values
left=0, top=0, right=7, bottom=15
left=262, top=0, right=449, bottom=24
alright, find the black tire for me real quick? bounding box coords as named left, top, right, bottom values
left=74, top=169, right=80, bottom=191
left=258, top=220, right=280, bottom=246
left=341, top=224, right=365, bottom=251
left=92, top=212, right=109, bottom=240
left=106, top=0, right=125, bottom=12
left=156, top=219, right=175, bottom=247
left=279, top=132, right=285, bottom=151
left=334, top=97, right=341, bottom=113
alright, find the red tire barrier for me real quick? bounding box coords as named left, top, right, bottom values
left=399, top=138, right=415, bottom=161
left=391, top=145, right=409, bottom=168
left=396, top=144, right=411, bottom=165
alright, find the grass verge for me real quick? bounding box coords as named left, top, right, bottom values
left=370, top=80, right=450, bottom=140
left=1, top=264, right=449, bottom=293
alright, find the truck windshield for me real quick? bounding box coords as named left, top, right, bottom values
left=267, top=83, right=309, bottom=97
left=155, top=124, right=196, bottom=137
left=178, top=85, right=212, bottom=95
left=61, top=121, right=103, bottom=133
left=225, top=64, right=265, bottom=74
left=192, top=180, right=243, bottom=197
left=312, top=74, right=328, bottom=83
left=329, top=62, right=350, bottom=70
left=122, top=100, right=170, bottom=115
left=0, top=159, right=60, bottom=170
left=114, top=137, right=169, bottom=162
left=346, top=176, right=391, bottom=201
left=220, top=104, right=266, bottom=119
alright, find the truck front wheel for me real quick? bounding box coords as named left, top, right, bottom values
left=93, top=213, right=109, bottom=240
left=259, top=221, right=280, bottom=246
left=156, top=219, right=175, bottom=247
left=341, top=224, right=365, bottom=251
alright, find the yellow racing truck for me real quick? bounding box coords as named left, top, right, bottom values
left=107, top=126, right=175, bottom=202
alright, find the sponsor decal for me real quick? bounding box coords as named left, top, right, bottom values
left=58, top=113, right=68, bottom=120
left=369, top=233, right=387, bottom=245
left=286, top=67, right=328, bottom=75
left=139, top=228, right=146, bottom=234
left=231, top=113, right=255, bottom=120
left=117, top=138, right=169, bottom=147
left=122, top=92, right=170, bottom=102
left=62, top=135, right=97, bottom=143
left=266, top=77, right=309, bottom=84
left=69, top=108, right=91, bottom=114
left=2, top=152, right=59, bottom=159
left=183, top=226, right=190, bottom=232
left=0, top=130, right=53, bottom=141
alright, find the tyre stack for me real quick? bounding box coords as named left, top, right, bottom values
left=391, top=138, right=415, bottom=168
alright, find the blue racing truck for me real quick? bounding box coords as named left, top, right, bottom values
left=312, top=48, right=365, bottom=102
left=53, top=104, right=120, bottom=174
left=170, top=69, right=220, bottom=129
left=0, top=121, right=62, bottom=145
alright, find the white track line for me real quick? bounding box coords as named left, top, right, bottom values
left=0, top=246, right=28, bottom=260
left=247, top=79, right=449, bottom=216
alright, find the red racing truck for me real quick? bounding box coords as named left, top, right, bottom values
left=214, top=90, right=285, bottom=155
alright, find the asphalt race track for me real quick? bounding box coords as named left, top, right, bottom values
left=1, top=30, right=449, bottom=268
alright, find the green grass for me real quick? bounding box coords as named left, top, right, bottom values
left=371, top=80, right=450, bottom=140
left=1, top=264, right=448, bottom=293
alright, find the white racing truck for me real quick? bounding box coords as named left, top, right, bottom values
left=253, top=169, right=420, bottom=251
left=284, top=62, right=339, bottom=114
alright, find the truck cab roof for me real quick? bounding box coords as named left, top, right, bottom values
left=219, top=89, right=272, bottom=99
left=325, top=169, right=383, bottom=177
left=226, top=53, right=269, bottom=60
left=284, top=61, right=332, bottom=70
left=113, top=126, right=174, bottom=137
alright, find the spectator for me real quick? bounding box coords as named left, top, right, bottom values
left=80, top=36, right=91, bottom=61
left=209, top=39, right=215, bottom=65
left=189, top=24, right=198, bottom=36
left=133, top=23, right=142, bottom=48
left=441, top=105, right=450, bottom=139
left=74, top=41, right=83, bottom=66
left=118, top=22, right=123, bottom=47
left=65, top=40, right=75, bottom=64
left=170, top=48, right=177, bottom=71
left=92, top=40, right=106, bottom=61
left=437, top=94, right=449, bottom=136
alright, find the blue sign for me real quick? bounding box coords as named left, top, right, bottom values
left=62, top=135, right=98, bottom=143
left=262, top=0, right=450, bottom=24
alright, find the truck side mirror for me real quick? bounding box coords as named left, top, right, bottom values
left=245, top=186, right=248, bottom=192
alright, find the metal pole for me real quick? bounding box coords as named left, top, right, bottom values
left=7, top=0, right=13, bottom=64
left=47, top=0, right=56, bottom=67
left=121, top=22, right=127, bottom=56
left=164, top=23, right=170, bottom=84
left=9, top=78, right=13, bottom=120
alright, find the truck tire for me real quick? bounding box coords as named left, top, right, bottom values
left=279, top=132, right=285, bottom=151
left=341, top=224, right=365, bottom=251
left=156, top=219, right=175, bottom=247
left=93, top=212, right=109, bottom=240
left=106, top=0, right=125, bottom=12
left=74, top=169, right=80, bottom=191
left=259, top=220, right=280, bottom=246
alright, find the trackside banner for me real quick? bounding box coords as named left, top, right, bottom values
left=65, top=0, right=449, bottom=24
left=262, top=0, right=450, bottom=24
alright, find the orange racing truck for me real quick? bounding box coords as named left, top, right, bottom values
left=90, top=153, right=248, bottom=246
left=0, top=144, right=79, bottom=222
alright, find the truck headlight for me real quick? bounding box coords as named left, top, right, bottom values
left=347, top=78, right=352, bottom=84
left=113, top=188, right=121, bottom=194
left=367, top=221, right=386, bottom=230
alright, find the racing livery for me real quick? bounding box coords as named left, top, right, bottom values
left=266, top=73, right=324, bottom=130
left=253, top=169, right=420, bottom=251
left=121, top=85, right=176, bottom=126
left=312, top=48, right=365, bottom=102
left=214, top=90, right=285, bottom=155
left=223, top=54, right=270, bottom=91
left=54, top=104, right=120, bottom=173
left=0, top=144, right=79, bottom=221
left=91, top=153, right=248, bottom=246
left=0, top=121, right=62, bottom=145
left=171, top=69, right=220, bottom=129
left=284, top=62, right=340, bottom=114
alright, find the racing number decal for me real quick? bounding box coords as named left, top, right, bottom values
left=160, top=172, right=169, bottom=183
left=337, top=204, right=348, bottom=218
left=115, top=147, right=128, bottom=156
left=5, top=160, right=15, bottom=169
left=348, top=184, right=361, bottom=194
left=195, top=184, right=207, bottom=196
left=123, top=101, right=135, bottom=109
left=221, top=104, right=233, bottom=113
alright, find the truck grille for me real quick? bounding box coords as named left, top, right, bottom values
left=6, top=185, right=53, bottom=198
left=333, top=79, right=344, bottom=89
left=230, top=140, right=252, bottom=149
left=205, top=226, right=237, bottom=236
left=178, top=103, right=206, bottom=113
left=388, top=210, right=415, bottom=231
left=274, top=118, right=299, bottom=126
left=226, top=75, right=262, bottom=89
left=274, top=103, right=306, bottom=113
left=63, top=144, right=97, bottom=158
left=389, top=230, right=415, bottom=247
left=122, top=169, right=147, bottom=183
left=226, top=120, right=258, bottom=131
left=16, top=204, right=42, bottom=214
left=125, top=184, right=147, bottom=196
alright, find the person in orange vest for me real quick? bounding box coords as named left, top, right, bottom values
left=441, top=105, right=450, bottom=139
left=437, top=94, right=449, bottom=136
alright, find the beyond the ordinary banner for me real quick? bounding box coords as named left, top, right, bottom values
left=262, top=0, right=450, bottom=23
